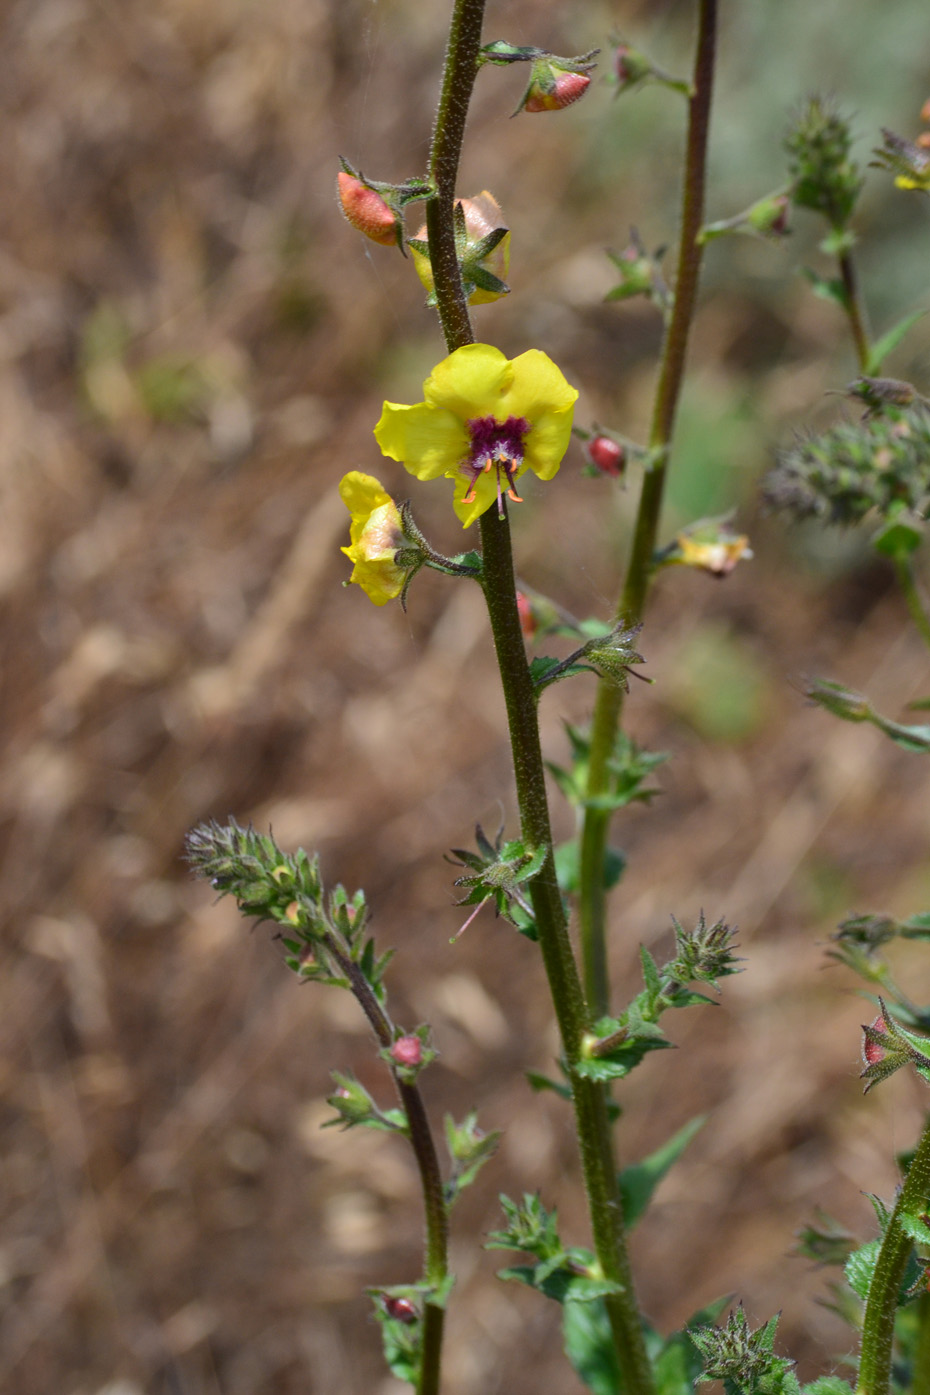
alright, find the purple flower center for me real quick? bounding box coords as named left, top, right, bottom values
left=462, top=415, right=531, bottom=514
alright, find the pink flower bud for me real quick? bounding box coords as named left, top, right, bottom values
left=587, top=435, right=625, bottom=477
left=383, top=1295, right=419, bottom=1324
left=337, top=172, right=397, bottom=247
left=390, top=1035, right=423, bottom=1068
left=613, top=44, right=652, bottom=89
left=863, top=1016, right=887, bottom=1066
left=524, top=69, right=591, bottom=113
left=516, top=591, right=537, bottom=638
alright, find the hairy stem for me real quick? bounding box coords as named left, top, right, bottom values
left=911, top=1294, right=930, bottom=1395
left=839, top=248, right=871, bottom=373
left=857, top=1114, right=930, bottom=1395
left=423, top=4, right=653, bottom=1391
left=479, top=512, right=655, bottom=1395
left=578, top=0, right=718, bottom=1019
left=326, top=936, right=446, bottom=1394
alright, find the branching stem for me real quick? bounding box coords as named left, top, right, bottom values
left=325, top=934, right=448, bottom=1394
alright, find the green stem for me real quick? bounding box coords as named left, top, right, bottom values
left=423, top=4, right=653, bottom=1390
left=857, top=1113, right=930, bottom=1395
left=894, top=555, right=930, bottom=653
left=578, top=0, right=718, bottom=1019
left=479, top=508, right=655, bottom=1395
left=325, top=937, right=448, bottom=1395
left=911, top=1293, right=930, bottom=1395
left=839, top=248, right=871, bottom=373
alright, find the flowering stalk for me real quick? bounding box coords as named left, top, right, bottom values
left=424, top=5, right=653, bottom=1394
left=856, top=1114, right=930, bottom=1395
left=579, top=0, right=718, bottom=1018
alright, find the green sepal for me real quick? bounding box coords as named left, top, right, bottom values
left=478, top=40, right=544, bottom=65
left=618, top=1115, right=706, bottom=1229
left=444, top=1111, right=501, bottom=1206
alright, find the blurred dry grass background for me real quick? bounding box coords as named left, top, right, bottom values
left=3, top=0, right=930, bottom=1391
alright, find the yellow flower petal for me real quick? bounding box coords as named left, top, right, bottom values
left=502, top=349, right=579, bottom=424
left=423, top=343, right=513, bottom=420
left=339, top=471, right=406, bottom=605
left=451, top=469, right=503, bottom=528
left=339, top=471, right=393, bottom=541
left=374, top=401, right=467, bottom=481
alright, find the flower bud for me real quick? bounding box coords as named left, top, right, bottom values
left=515, top=49, right=598, bottom=117
left=337, top=171, right=397, bottom=247
left=383, top=1295, right=419, bottom=1324
left=587, top=435, right=625, bottom=477
left=523, top=65, right=590, bottom=113
left=862, top=1015, right=887, bottom=1067
left=410, top=192, right=510, bottom=306
left=516, top=591, right=537, bottom=638
left=390, top=1035, right=423, bottom=1068
left=612, top=44, right=653, bottom=89
left=746, top=192, right=790, bottom=238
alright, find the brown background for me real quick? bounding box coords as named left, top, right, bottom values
left=3, top=1, right=930, bottom=1391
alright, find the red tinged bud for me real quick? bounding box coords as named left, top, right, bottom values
left=390, top=1035, right=423, bottom=1068
left=612, top=44, right=652, bottom=88
left=383, top=1295, right=419, bottom=1324
left=516, top=590, right=537, bottom=638
left=337, top=172, right=397, bottom=247
left=863, top=1015, right=887, bottom=1066
left=587, top=435, right=625, bottom=477
left=921, top=97, right=930, bottom=125
left=524, top=69, right=591, bottom=113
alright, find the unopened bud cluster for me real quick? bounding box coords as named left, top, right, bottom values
left=764, top=405, right=930, bottom=525
left=785, top=97, right=863, bottom=228
left=691, top=1308, right=796, bottom=1391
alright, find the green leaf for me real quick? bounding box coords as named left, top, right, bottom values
left=526, top=1070, right=573, bottom=1102
left=619, top=1115, right=706, bottom=1229
left=640, top=945, right=662, bottom=999
left=554, top=840, right=626, bottom=895
left=563, top=1298, right=622, bottom=1395
left=865, top=310, right=926, bottom=375
left=845, top=1238, right=880, bottom=1300
left=800, top=266, right=848, bottom=308
left=802, top=1379, right=855, bottom=1395
left=900, top=1211, right=930, bottom=1246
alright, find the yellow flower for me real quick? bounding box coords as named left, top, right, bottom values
left=374, top=343, right=578, bottom=527
left=676, top=531, right=753, bottom=577
left=339, top=471, right=407, bottom=605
